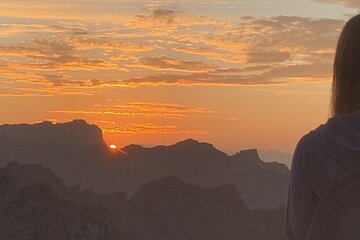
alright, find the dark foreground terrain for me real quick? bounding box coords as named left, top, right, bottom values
left=0, top=162, right=285, bottom=240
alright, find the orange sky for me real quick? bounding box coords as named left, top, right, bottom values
left=0, top=0, right=357, bottom=153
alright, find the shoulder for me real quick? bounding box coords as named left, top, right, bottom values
left=292, top=124, right=326, bottom=170
left=295, top=120, right=329, bottom=155
left=294, top=131, right=317, bottom=157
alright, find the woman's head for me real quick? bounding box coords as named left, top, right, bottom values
left=332, top=14, right=360, bottom=116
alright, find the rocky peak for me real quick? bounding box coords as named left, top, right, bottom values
left=174, top=138, right=213, bottom=149
left=232, top=149, right=262, bottom=164
left=0, top=119, right=105, bottom=148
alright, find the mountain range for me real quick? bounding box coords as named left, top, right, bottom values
left=0, top=119, right=289, bottom=209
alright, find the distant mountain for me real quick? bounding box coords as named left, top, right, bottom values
left=119, top=176, right=285, bottom=240
left=0, top=119, right=105, bottom=148
left=258, top=149, right=293, bottom=168
left=0, top=163, right=285, bottom=240
left=232, top=149, right=289, bottom=174
left=122, top=140, right=289, bottom=209
left=0, top=120, right=289, bottom=209
left=5, top=162, right=127, bottom=213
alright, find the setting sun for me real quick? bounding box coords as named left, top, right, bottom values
left=109, top=144, right=117, bottom=150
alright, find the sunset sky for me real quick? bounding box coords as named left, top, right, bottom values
left=0, top=0, right=358, bottom=153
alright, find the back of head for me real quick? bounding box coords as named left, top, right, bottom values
left=332, top=14, right=360, bottom=117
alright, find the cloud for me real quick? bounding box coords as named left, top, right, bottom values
left=111, top=72, right=286, bottom=87
left=40, top=75, right=104, bottom=87
left=107, top=60, right=333, bottom=87
left=131, top=57, right=218, bottom=72
left=0, top=38, right=129, bottom=87
left=172, top=46, right=238, bottom=63
left=247, top=50, right=291, bottom=63
left=313, top=0, right=360, bottom=8
left=50, top=101, right=212, bottom=135
left=0, top=7, right=346, bottom=94
left=0, top=46, right=45, bottom=58
left=0, top=23, right=87, bottom=37
left=152, top=9, right=177, bottom=24
left=173, top=15, right=342, bottom=66
left=0, top=90, right=41, bottom=97
left=0, top=36, right=154, bottom=58
left=50, top=102, right=215, bottom=119
left=0, top=85, right=55, bottom=97
left=125, top=9, right=180, bottom=34
left=0, top=57, right=121, bottom=73
left=262, top=62, right=332, bottom=80
left=68, top=37, right=156, bottom=52
left=0, top=1, right=135, bottom=21
left=103, top=123, right=209, bottom=135
left=125, top=8, right=232, bottom=36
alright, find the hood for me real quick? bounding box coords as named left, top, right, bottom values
left=311, top=112, right=360, bottom=173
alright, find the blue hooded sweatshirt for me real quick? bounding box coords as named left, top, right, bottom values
left=285, top=111, right=360, bottom=240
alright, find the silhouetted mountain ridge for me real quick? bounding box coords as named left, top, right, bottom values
left=0, top=120, right=289, bottom=209
left=0, top=119, right=105, bottom=148
left=231, top=149, right=289, bottom=175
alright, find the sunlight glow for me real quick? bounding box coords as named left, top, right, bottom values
left=109, top=144, right=117, bottom=149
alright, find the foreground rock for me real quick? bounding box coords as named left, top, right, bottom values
left=0, top=168, right=121, bottom=240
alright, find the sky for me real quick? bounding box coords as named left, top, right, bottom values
left=0, top=0, right=358, bottom=153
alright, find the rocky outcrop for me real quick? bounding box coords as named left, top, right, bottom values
left=0, top=119, right=105, bottom=148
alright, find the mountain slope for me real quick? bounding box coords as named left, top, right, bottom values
left=119, top=176, right=285, bottom=240
left=0, top=168, right=121, bottom=240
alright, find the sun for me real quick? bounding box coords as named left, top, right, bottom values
left=109, top=144, right=129, bottom=155
left=109, top=144, right=117, bottom=149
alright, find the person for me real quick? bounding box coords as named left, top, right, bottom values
left=285, top=14, right=360, bottom=240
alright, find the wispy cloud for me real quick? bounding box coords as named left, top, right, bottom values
left=50, top=102, right=215, bottom=119
left=103, top=123, right=209, bottom=135
left=51, top=101, right=212, bottom=135
left=112, top=73, right=286, bottom=87
left=130, top=57, right=218, bottom=72
left=313, top=0, right=360, bottom=8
